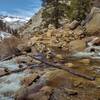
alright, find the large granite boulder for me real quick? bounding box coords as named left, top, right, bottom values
left=85, top=7, right=100, bottom=35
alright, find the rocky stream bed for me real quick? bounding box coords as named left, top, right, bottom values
left=0, top=47, right=100, bottom=100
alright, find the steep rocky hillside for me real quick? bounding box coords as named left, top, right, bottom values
left=19, top=9, right=43, bottom=36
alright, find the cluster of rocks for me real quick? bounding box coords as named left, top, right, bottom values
left=22, top=23, right=85, bottom=57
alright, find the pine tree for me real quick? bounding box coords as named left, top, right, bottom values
left=42, top=0, right=68, bottom=28
left=0, top=20, right=4, bottom=30
left=67, top=0, right=91, bottom=21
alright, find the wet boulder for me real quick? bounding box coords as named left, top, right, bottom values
left=0, top=68, right=6, bottom=76
left=21, top=73, right=39, bottom=86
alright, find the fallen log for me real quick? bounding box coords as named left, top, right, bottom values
left=0, top=64, right=42, bottom=78
left=0, top=53, right=95, bottom=80
left=0, top=55, right=14, bottom=62
left=0, top=67, right=28, bottom=77
left=0, top=51, right=23, bottom=62
left=32, top=55, right=95, bottom=81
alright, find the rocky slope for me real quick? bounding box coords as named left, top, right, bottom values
left=19, top=9, right=43, bottom=36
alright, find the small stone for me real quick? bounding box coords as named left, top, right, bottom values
left=93, top=38, right=100, bottom=46
left=79, top=59, right=90, bottom=65
left=0, top=68, right=6, bottom=75
left=69, top=20, right=79, bottom=30
left=73, top=81, right=82, bottom=87
left=64, top=88, right=78, bottom=95
left=55, top=54, right=63, bottom=60
left=40, top=86, right=53, bottom=93
left=31, top=47, right=38, bottom=55
left=97, top=85, right=100, bottom=89
left=21, top=73, right=38, bottom=86
left=65, top=63, right=74, bottom=68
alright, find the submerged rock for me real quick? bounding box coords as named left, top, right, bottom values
left=92, top=38, right=100, bottom=46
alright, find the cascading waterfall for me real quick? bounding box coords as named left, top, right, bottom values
left=72, top=37, right=100, bottom=59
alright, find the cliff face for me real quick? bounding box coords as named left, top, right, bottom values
left=31, top=9, right=43, bottom=29
left=19, top=9, right=43, bottom=36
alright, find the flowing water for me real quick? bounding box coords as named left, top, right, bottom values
left=0, top=59, right=31, bottom=100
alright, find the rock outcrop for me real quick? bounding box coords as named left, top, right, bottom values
left=19, top=9, right=43, bottom=36
left=0, top=36, right=20, bottom=59
left=85, top=7, right=100, bottom=35
left=69, top=39, right=86, bottom=52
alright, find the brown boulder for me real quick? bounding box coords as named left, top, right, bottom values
left=27, top=86, right=53, bottom=100
left=92, top=38, right=100, bottom=46
left=41, top=69, right=72, bottom=88
left=0, top=36, right=20, bottom=59
left=21, top=73, right=38, bottom=86
left=69, top=20, right=79, bottom=30
left=85, top=7, right=100, bottom=35
left=69, top=39, right=86, bottom=52
left=0, top=68, right=6, bottom=76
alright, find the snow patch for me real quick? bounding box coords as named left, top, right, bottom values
left=0, top=31, right=12, bottom=41
left=3, top=16, right=29, bottom=23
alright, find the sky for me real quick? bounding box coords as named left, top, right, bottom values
left=0, top=0, right=42, bottom=18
